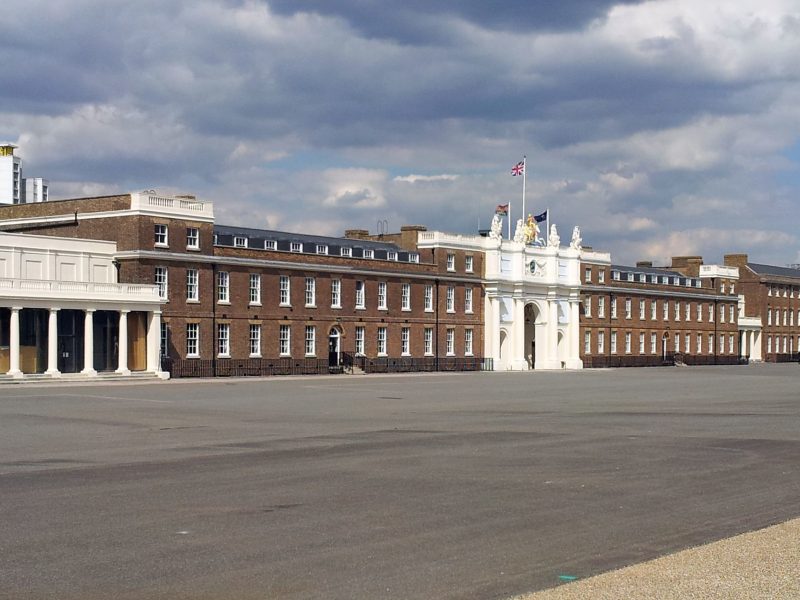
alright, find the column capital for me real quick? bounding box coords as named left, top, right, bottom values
left=50, top=307, right=61, bottom=313
left=120, top=309, right=130, bottom=315
left=11, top=306, right=23, bottom=312
left=85, top=308, right=96, bottom=314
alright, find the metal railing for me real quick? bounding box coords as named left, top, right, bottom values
left=342, top=354, right=492, bottom=374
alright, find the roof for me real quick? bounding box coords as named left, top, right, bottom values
left=611, top=264, right=685, bottom=277
left=213, top=224, right=401, bottom=251
left=747, top=262, right=800, bottom=280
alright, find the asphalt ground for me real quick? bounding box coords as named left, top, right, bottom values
left=1, top=364, right=799, bottom=599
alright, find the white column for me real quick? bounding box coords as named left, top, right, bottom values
left=491, top=298, right=501, bottom=370
left=510, top=298, right=528, bottom=370
left=539, top=298, right=561, bottom=369
left=146, top=311, right=163, bottom=374
left=7, top=307, right=22, bottom=378
left=116, top=310, right=130, bottom=375
left=566, top=300, right=583, bottom=370
left=45, top=308, right=61, bottom=377
left=81, top=309, right=96, bottom=376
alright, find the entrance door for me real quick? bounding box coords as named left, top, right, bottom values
left=57, top=310, right=84, bottom=373
left=93, top=311, right=119, bottom=372
left=127, top=312, right=147, bottom=371
left=328, top=330, right=340, bottom=367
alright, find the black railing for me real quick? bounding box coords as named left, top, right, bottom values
left=343, top=354, right=492, bottom=373
left=582, top=353, right=744, bottom=368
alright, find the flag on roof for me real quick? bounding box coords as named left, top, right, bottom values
left=511, top=161, right=524, bottom=176
left=533, top=210, right=548, bottom=223
left=495, top=203, right=509, bottom=215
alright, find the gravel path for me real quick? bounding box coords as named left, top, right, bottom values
left=513, top=518, right=800, bottom=599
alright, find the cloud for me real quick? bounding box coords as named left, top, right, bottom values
left=393, top=174, right=459, bottom=183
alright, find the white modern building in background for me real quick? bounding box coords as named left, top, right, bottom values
left=0, top=143, right=48, bottom=205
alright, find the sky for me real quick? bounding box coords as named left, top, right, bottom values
left=2, top=0, right=800, bottom=266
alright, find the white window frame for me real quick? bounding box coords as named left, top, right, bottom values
left=446, top=286, right=455, bottom=313
left=675, top=301, right=681, bottom=321
left=598, top=270, right=605, bottom=284
left=598, top=297, right=606, bottom=318
left=186, top=227, right=199, bottom=250
left=465, top=329, right=473, bottom=356
left=465, top=256, right=474, bottom=272
left=625, top=298, right=631, bottom=319
left=355, top=326, right=365, bottom=355
left=186, top=323, right=199, bottom=357
left=610, top=296, right=618, bottom=319
left=340, top=246, right=352, bottom=257
left=650, top=300, right=656, bottom=321
left=598, top=331, right=605, bottom=353
left=249, top=273, right=261, bottom=305
left=639, top=299, right=645, bottom=320
left=186, top=268, right=198, bottom=302
left=401, top=283, right=411, bottom=311
left=217, top=271, right=230, bottom=304
left=316, top=244, right=328, bottom=255
left=377, top=327, right=387, bottom=356
left=280, top=275, right=290, bottom=306
left=378, top=282, right=387, bottom=310
left=387, top=251, right=397, bottom=261
left=584, top=331, right=591, bottom=354
left=401, top=327, right=410, bottom=356
left=708, top=333, right=714, bottom=355
left=234, top=236, right=247, bottom=248
left=685, top=333, right=691, bottom=354
left=446, top=328, right=455, bottom=356
left=446, top=254, right=455, bottom=271
left=290, top=242, right=302, bottom=253
left=685, top=302, right=691, bottom=321
left=331, top=279, right=341, bottom=308
left=625, top=331, right=631, bottom=354
left=305, top=325, right=316, bottom=356
left=217, top=323, right=230, bottom=358
left=424, top=328, right=433, bottom=356
left=610, top=331, right=617, bottom=354
left=650, top=332, right=657, bottom=354
left=264, top=240, right=277, bottom=250
left=409, top=253, right=419, bottom=263
left=639, top=332, right=645, bottom=354
left=279, top=324, right=291, bottom=356
left=584, top=267, right=592, bottom=283
left=305, top=277, right=316, bottom=307
left=424, top=285, right=434, bottom=312
left=584, top=296, right=592, bottom=318
left=363, top=249, right=374, bottom=259
left=249, top=324, right=261, bottom=357
left=465, top=288, right=473, bottom=313
left=155, top=266, right=168, bottom=301
left=154, top=223, right=168, bottom=247
left=355, top=281, right=365, bottom=309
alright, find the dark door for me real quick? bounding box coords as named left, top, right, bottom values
left=328, top=333, right=339, bottom=367
left=57, top=310, right=84, bottom=373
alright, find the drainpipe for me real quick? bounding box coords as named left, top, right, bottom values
left=212, top=262, right=217, bottom=377
left=435, top=278, right=440, bottom=372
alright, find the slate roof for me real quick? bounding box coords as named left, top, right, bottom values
left=747, top=262, right=800, bottom=280
left=213, top=224, right=401, bottom=251
left=611, top=264, right=685, bottom=277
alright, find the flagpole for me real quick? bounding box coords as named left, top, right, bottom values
left=522, top=155, right=527, bottom=224
left=546, top=206, right=550, bottom=245
left=508, top=202, right=512, bottom=239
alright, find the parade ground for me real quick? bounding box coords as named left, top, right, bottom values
left=1, top=364, right=799, bottom=599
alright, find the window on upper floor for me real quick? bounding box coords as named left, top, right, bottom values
left=465, top=256, right=474, bottom=272
left=290, top=242, right=302, bottom=252
left=186, top=227, right=199, bottom=250
left=154, top=224, right=168, bottom=247
left=363, top=249, right=374, bottom=259
left=234, top=236, right=247, bottom=248
left=447, top=254, right=455, bottom=271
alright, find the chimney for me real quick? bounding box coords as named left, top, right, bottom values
left=344, top=229, right=371, bottom=240
left=724, top=254, right=748, bottom=269
left=636, top=261, right=653, bottom=268
left=399, top=225, right=427, bottom=251
left=670, top=256, right=703, bottom=277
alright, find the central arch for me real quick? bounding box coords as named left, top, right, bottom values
left=523, top=302, right=544, bottom=370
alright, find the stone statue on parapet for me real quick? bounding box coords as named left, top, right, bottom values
left=513, top=219, right=526, bottom=243
left=570, top=226, right=582, bottom=250
left=489, top=213, right=503, bottom=240
left=547, top=224, right=560, bottom=247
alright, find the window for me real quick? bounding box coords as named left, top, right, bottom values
left=610, top=331, right=617, bottom=354
left=355, top=326, right=365, bottom=355
left=249, top=274, right=261, bottom=305
left=639, top=273, right=646, bottom=283
left=767, top=335, right=772, bottom=353
left=280, top=276, right=290, bottom=306
left=186, top=227, right=199, bottom=250
left=639, top=332, right=645, bottom=354
left=730, top=334, right=735, bottom=354
left=186, top=269, right=198, bottom=302
left=160, top=322, right=169, bottom=358
left=424, top=285, right=434, bottom=311
left=465, top=329, right=474, bottom=355
left=775, top=308, right=780, bottom=326
left=612, top=270, right=620, bottom=281
left=424, top=328, right=433, bottom=355
left=401, top=283, right=411, bottom=311
left=625, top=298, right=631, bottom=319
left=673, top=277, right=680, bottom=286
left=377, top=327, right=387, bottom=355
left=730, top=283, right=735, bottom=294
left=709, top=304, right=714, bottom=322
left=650, top=300, right=656, bottom=321
left=768, top=286, right=773, bottom=296
left=446, top=328, right=455, bottom=355
left=697, top=333, right=702, bottom=354
left=685, top=333, right=691, bottom=353
left=674, top=333, right=679, bottom=351
left=305, top=277, right=316, bottom=307
left=650, top=332, right=657, bottom=354
left=154, top=224, right=168, bottom=247
left=610, top=296, right=617, bottom=319
left=378, top=282, right=387, bottom=310
left=675, top=301, right=681, bottom=321
left=639, top=299, right=645, bottom=320
left=446, top=286, right=455, bottom=312
left=447, top=254, right=455, bottom=271
left=598, top=297, right=606, bottom=318
left=731, top=304, right=735, bottom=324
left=340, top=247, right=352, bottom=257
left=305, top=326, right=316, bottom=356
left=708, top=333, right=714, bottom=354
left=249, top=324, right=261, bottom=357
left=721, top=282, right=726, bottom=294
left=661, top=276, right=669, bottom=284
left=584, top=331, right=591, bottom=354
left=783, top=308, right=788, bottom=326
left=155, top=267, right=168, bottom=300
left=264, top=240, right=277, bottom=250
left=316, top=244, right=328, bottom=255
left=685, top=302, right=691, bottom=321
left=290, top=242, right=302, bottom=252
left=387, top=251, right=397, bottom=261
left=719, top=334, right=725, bottom=354
left=465, top=288, right=473, bottom=313
left=186, top=323, right=199, bottom=357
left=663, top=301, right=669, bottom=321
left=331, top=279, right=341, bottom=308
left=719, top=304, right=725, bottom=323
left=217, top=271, right=229, bottom=303
left=363, top=249, right=374, bottom=259
left=234, top=236, right=247, bottom=248
left=409, top=253, right=419, bottom=263
left=627, top=272, right=634, bottom=282
left=465, top=256, right=474, bottom=272
left=598, top=331, right=605, bottom=353
left=584, top=296, right=592, bottom=317
left=217, top=323, right=230, bottom=357
left=401, top=327, right=410, bottom=355
left=355, top=281, right=365, bottom=308
left=624, top=332, right=631, bottom=354
left=598, top=270, right=605, bottom=284
left=791, top=311, right=795, bottom=327
left=697, top=303, right=703, bottom=322
left=584, top=267, right=592, bottom=283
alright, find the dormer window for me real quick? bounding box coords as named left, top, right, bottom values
left=673, top=277, right=680, bottom=286
left=340, top=247, right=352, bottom=257
left=638, top=273, right=646, bottom=283
left=612, top=270, right=620, bottom=281
left=363, top=249, right=374, bottom=259
left=264, top=240, right=276, bottom=250
left=626, top=272, right=634, bottom=282
left=234, top=236, right=247, bottom=248
left=388, top=251, right=397, bottom=261
left=290, top=242, right=302, bottom=252
left=316, top=244, right=328, bottom=255
left=409, top=253, right=419, bottom=263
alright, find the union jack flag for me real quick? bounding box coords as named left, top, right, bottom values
left=511, top=161, right=524, bottom=176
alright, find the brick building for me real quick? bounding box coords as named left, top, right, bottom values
left=0, top=192, right=486, bottom=378
left=724, top=254, right=800, bottom=362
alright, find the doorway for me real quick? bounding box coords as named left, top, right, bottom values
left=93, top=311, right=119, bottom=372
left=328, top=328, right=341, bottom=367
left=57, top=310, right=85, bottom=373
